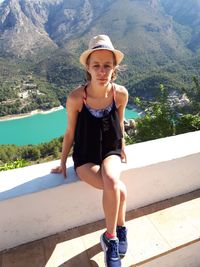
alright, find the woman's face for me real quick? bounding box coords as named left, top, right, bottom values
left=86, top=50, right=116, bottom=86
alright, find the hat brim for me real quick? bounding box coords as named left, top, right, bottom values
left=80, top=48, right=124, bottom=67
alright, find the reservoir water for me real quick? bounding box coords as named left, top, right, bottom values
left=0, top=107, right=139, bottom=145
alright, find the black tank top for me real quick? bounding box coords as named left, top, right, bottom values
left=72, top=84, right=123, bottom=166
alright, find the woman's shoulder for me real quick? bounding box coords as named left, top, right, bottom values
left=67, top=84, right=86, bottom=110
left=68, top=84, right=86, bottom=103
left=113, top=83, right=128, bottom=101
left=113, top=83, right=128, bottom=94
left=69, top=84, right=86, bottom=99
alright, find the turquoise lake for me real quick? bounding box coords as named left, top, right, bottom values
left=0, top=107, right=139, bottom=145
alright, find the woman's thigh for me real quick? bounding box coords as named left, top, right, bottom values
left=76, top=163, right=103, bottom=190
left=76, top=155, right=122, bottom=190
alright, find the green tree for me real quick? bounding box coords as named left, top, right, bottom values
left=22, top=146, right=41, bottom=161
left=133, top=84, right=175, bottom=142
left=176, top=114, right=200, bottom=134
left=183, top=77, right=200, bottom=115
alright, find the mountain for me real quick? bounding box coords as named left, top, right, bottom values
left=0, top=0, right=199, bottom=59
left=0, top=0, right=55, bottom=57
left=0, top=0, right=115, bottom=57
left=0, top=0, right=200, bottom=114
left=161, top=0, right=200, bottom=52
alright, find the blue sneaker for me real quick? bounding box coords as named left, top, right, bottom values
left=100, top=233, right=121, bottom=267
left=116, top=226, right=128, bottom=257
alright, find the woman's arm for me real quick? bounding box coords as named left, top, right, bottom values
left=51, top=87, right=82, bottom=177
left=115, top=85, right=129, bottom=162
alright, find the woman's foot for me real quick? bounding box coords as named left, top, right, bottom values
left=100, top=232, right=121, bottom=267
left=116, top=226, right=128, bottom=257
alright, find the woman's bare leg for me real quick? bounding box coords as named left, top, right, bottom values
left=101, top=155, right=122, bottom=235
left=76, top=163, right=103, bottom=189
left=117, top=180, right=127, bottom=226
left=76, top=156, right=127, bottom=235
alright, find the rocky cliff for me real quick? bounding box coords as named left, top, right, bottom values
left=0, top=0, right=199, bottom=62
left=0, top=0, right=115, bottom=56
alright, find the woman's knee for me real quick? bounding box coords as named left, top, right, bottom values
left=103, top=175, right=127, bottom=202
left=102, top=155, right=122, bottom=191
left=103, top=172, right=120, bottom=191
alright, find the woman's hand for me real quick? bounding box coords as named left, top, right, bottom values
left=51, top=163, right=67, bottom=178
left=121, top=148, right=127, bottom=163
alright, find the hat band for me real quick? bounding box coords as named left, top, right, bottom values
left=92, top=44, right=113, bottom=50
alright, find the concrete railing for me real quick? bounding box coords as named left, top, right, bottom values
left=0, top=131, right=200, bottom=252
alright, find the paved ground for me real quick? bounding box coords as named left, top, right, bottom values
left=1, top=189, right=200, bottom=267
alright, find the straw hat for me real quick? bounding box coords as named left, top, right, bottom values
left=80, top=35, right=124, bottom=67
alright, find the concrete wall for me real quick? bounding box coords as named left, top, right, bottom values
left=0, top=131, right=200, bottom=252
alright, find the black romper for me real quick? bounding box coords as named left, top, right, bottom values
left=72, top=84, right=123, bottom=169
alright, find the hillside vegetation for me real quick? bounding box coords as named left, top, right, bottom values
left=0, top=0, right=199, bottom=116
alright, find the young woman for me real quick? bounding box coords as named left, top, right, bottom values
left=52, top=35, right=128, bottom=267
